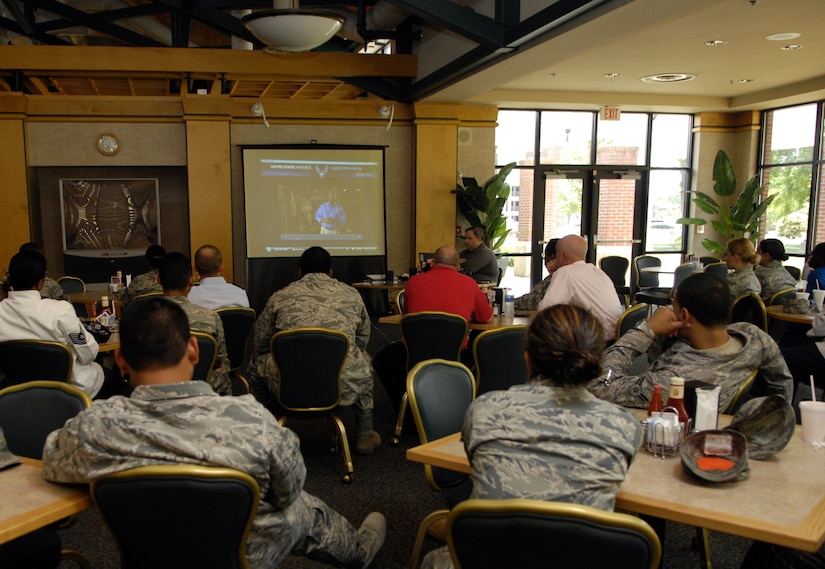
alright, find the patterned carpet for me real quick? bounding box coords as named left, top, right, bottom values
left=57, top=317, right=753, bottom=568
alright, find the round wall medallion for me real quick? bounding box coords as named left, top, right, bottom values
left=96, top=133, right=120, bottom=155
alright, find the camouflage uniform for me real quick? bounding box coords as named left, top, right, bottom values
left=248, top=272, right=374, bottom=433
left=756, top=260, right=797, bottom=303
left=514, top=275, right=552, bottom=310
left=589, top=322, right=793, bottom=411
left=41, top=382, right=370, bottom=569
left=121, top=270, right=162, bottom=306
left=40, top=277, right=69, bottom=301
left=727, top=266, right=761, bottom=299
left=422, top=380, right=642, bottom=569
left=167, top=296, right=232, bottom=395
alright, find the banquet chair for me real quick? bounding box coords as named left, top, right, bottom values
left=407, top=359, right=476, bottom=569
left=0, top=380, right=92, bottom=568
left=0, top=339, right=73, bottom=385
left=730, top=292, right=768, bottom=332
left=766, top=287, right=801, bottom=342
left=768, top=287, right=799, bottom=306
left=600, top=256, right=631, bottom=306
left=191, top=331, right=218, bottom=383
left=392, top=312, right=468, bottom=445
left=616, top=303, right=649, bottom=341
left=270, top=327, right=354, bottom=483
left=57, top=275, right=86, bottom=294
left=785, top=265, right=802, bottom=280
left=92, top=465, right=259, bottom=569
left=704, top=261, right=729, bottom=279
left=632, top=256, right=670, bottom=306
left=472, top=326, right=528, bottom=396
left=446, top=499, right=661, bottom=569
left=700, top=256, right=721, bottom=266
left=216, top=307, right=256, bottom=395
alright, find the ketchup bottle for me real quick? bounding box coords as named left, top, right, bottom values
left=647, top=385, right=663, bottom=417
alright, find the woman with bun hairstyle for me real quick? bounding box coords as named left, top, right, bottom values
left=421, top=304, right=643, bottom=569
left=725, top=237, right=762, bottom=300
left=755, top=238, right=797, bottom=302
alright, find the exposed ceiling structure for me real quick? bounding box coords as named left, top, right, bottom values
left=0, top=0, right=822, bottom=112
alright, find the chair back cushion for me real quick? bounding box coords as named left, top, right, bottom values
left=634, top=256, right=661, bottom=289
left=0, top=340, right=73, bottom=384
left=473, top=326, right=528, bottom=395
left=92, top=465, right=259, bottom=569
left=217, top=308, right=256, bottom=373
left=0, top=381, right=91, bottom=459
left=448, top=499, right=661, bottom=569
left=600, top=256, right=629, bottom=287
left=616, top=303, right=649, bottom=340
left=57, top=276, right=86, bottom=294
left=407, top=359, right=475, bottom=489
left=704, top=262, right=729, bottom=279
left=730, top=293, right=767, bottom=331
left=191, top=332, right=218, bottom=382
left=401, top=312, right=468, bottom=371
left=270, top=328, right=349, bottom=411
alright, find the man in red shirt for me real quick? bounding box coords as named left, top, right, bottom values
left=404, top=245, right=494, bottom=323
left=374, top=245, right=493, bottom=413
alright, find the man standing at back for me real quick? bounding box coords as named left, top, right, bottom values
left=538, top=235, right=622, bottom=338
left=41, top=296, right=386, bottom=569
left=248, top=246, right=380, bottom=455
left=159, top=252, right=232, bottom=396
left=188, top=244, right=250, bottom=310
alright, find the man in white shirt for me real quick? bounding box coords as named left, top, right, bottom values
left=538, top=235, right=623, bottom=338
left=188, top=244, right=250, bottom=310
left=0, top=250, right=109, bottom=398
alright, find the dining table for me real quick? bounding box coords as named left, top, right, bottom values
left=406, top=409, right=825, bottom=554
left=378, top=312, right=533, bottom=331
left=766, top=305, right=817, bottom=325
left=0, top=457, right=92, bottom=545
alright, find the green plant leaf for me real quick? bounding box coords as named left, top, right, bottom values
left=702, top=239, right=727, bottom=256
left=711, top=219, right=730, bottom=236
left=692, top=191, right=721, bottom=215
left=713, top=150, right=736, bottom=196
left=676, top=217, right=708, bottom=225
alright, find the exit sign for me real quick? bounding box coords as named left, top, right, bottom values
left=600, top=106, right=621, bottom=121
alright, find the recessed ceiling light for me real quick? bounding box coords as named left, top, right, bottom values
left=640, top=73, right=695, bottom=83
left=766, top=32, right=801, bottom=41
left=605, top=73, right=621, bottom=79
left=705, top=39, right=727, bottom=46
left=781, top=44, right=803, bottom=51
left=737, top=79, right=754, bottom=83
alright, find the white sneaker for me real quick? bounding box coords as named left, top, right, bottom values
left=357, top=512, right=386, bottom=568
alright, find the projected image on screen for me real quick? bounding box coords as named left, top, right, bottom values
left=243, top=146, right=386, bottom=258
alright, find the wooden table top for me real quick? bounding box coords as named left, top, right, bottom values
left=0, top=457, right=92, bottom=545
left=766, top=304, right=816, bottom=325
left=98, top=332, right=120, bottom=353
left=378, top=312, right=533, bottom=331
left=407, top=411, right=825, bottom=552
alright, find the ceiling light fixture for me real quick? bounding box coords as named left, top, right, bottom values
left=705, top=39, right=727, bottom=46
left=765, top=32, right=801, bottom=41
left=242, top=0, right=344, bottom=54
left=640, top=73, right=695, bottom=84
left=605, top=73, right=622, bottom=79
left=737, top=79, right=754, bottom=84
left=781, top=44, right=803, bottom=51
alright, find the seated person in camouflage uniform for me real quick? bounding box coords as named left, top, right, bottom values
left=422, top=304, right=642, bottom=569
left=158, top=252, right=232, bottom=395
left=248, top=246, right=381, bottom=455
left=755, top=238, right=797, bottom=303
left=120, top=244, right=165, bottom=306
left=41, top=296, right=386, bottom=569
left=514, top=239, right=559, bottom=311
left=589, top=273, right=792, bottom=411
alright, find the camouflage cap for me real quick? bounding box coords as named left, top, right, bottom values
left=725, top=395, right=795, bottom=460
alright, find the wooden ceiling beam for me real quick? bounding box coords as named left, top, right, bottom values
left=0, top=46, right=416, bottom=78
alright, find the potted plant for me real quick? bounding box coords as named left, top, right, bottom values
left=677, top=150, right=774, bottom=256
left=453, top=162, right=517, bottom=252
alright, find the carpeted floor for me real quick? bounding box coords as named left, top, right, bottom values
left=57, top=317, right=753, bottom=568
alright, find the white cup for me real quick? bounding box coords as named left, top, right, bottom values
left=796, top=292, right=810, bottom=300
left=813, top=290, right=825, bottom=313
left=799, top=401, right=825, bottom=444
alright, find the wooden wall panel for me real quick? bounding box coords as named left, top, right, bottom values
left=0, top=119, right=30, bottom=267
left=186, top=120, right=233, bottom=281
left=413, top=122, right=458, bottom=257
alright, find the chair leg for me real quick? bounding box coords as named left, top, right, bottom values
left=695, top=527, right=713, bottom=569
left=329, top=415, right=354, bottom=484
left=408, top=509, right=449, bottom=569
left=392, top=392, right=408, bottom=445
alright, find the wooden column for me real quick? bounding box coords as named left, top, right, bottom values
left=0, top=112, right=30, bottom=268
left=185, top=97, right=234, bottom=281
